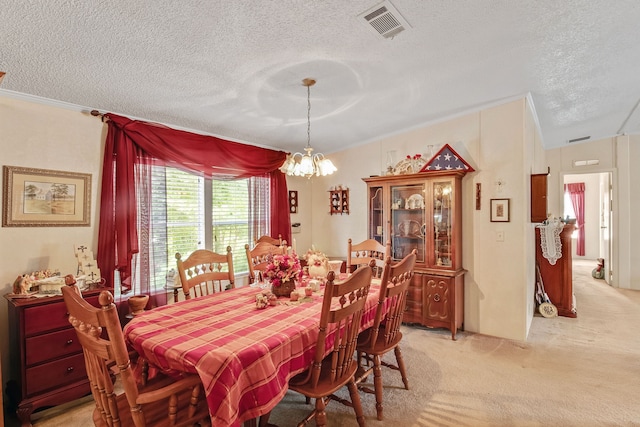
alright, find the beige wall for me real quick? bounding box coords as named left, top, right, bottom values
left=295, top=98, right=539, bottom=341
left=616, top=135, right=640, bottom=289
left=473, top=99, right=535, bottom=340
left=292, top=96, right=638, bottom=340
left=0, top=94, right=105, bottom=393
left=524, top=98, right=546, bottom=335
left=546, top=135, right=639, bottom=290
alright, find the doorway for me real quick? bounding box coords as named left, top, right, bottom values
left=563, top=172, right=613, bottom=285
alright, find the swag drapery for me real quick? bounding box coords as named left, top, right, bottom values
left=564, top=182, right=585, bottom=256
left=97, top=114, right=290, bottom=296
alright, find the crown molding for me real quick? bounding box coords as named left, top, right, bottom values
left=0, top=89, right=281, bottom=151
left=0, top=89, right=89, bottom=113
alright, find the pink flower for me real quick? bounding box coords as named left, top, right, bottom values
left=264, top=253, right=301, bottom=287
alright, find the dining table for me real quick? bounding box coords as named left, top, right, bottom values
left=123, top=277, right=382, bottom=427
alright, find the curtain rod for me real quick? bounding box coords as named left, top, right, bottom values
left=90, top=109, right=109, bottom=122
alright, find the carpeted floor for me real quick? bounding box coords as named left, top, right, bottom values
left=8, top=259, right=640, bottom=426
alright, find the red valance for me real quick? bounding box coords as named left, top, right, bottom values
left=564, top=183, right=585, bottom=194
left=97, top=114, right=291, bottom=289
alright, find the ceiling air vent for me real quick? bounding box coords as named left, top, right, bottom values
left=359, top=1, right=411, bottom=39
left=568, top=136, right=590, bottom=143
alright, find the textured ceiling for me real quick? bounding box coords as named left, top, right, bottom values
left=1, top=1, right=639, bottom=154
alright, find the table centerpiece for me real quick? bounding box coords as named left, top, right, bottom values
left=264, top=252, right=302, bottom=297
left=304, top=247, right=330, bottom=279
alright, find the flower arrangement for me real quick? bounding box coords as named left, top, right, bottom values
left=264, top=253, right=302, bottom=288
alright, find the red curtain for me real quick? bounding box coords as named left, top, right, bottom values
left=97, top=114, right=290, bottom=292
left=564, top=183, right=585, bottom=256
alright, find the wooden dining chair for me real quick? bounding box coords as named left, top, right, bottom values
left=176, top=246, right=235, bottom=300
left=354, top=250, right=417, bottom=421
left=347, top=238, right=391, bottom=278
left=255, top=234, right=286, bottom=246
left=288, top=266, right=372, bottom=427
left=245, top=241, right=286, bottom=284
left=61, top=285, right=211, bottom=427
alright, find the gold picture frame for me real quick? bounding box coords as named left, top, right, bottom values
left=490, top=198, right=510, bottom=222
left=2, top=166, right=91, bottom=227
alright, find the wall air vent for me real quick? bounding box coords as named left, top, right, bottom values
left=359, top=1, right=411, bottom=39
left=573, top=159, right=600, bottom=167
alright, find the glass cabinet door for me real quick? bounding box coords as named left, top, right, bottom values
left=390, top=183, right=425, bottom=264
left=431, top=180, right=453, bottom=268
left=369, top=186, right=384, bottom=245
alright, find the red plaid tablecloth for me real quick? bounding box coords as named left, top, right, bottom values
left=124, top=281, right=381, bottom=426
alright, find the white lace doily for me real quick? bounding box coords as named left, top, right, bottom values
left=537, top=220, right=564, bottom=265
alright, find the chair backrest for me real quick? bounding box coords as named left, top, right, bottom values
left=309, top=266, right=372, bottom=388
left=176, top=247, right=235, bottom=300
left=347, top=238, right=391, bottom=278
left=61, top=285, right=143, bottom=426
left=255, top=234, right=286, bottom=247
left=363, top=250, right=416, bottom=352
left=245, top=241, right=286, bottom=283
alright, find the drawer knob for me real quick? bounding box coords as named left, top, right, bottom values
left=67, top=366, right=74, bottom=373
left=66, top=339, right=73, bottom=345
left=433, top=293, right=441, bottom=302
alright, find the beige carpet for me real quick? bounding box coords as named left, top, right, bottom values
left=9, top=260, right=640, bottom=427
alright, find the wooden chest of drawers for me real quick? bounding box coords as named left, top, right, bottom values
left=5, top=289, right=107, bottom=427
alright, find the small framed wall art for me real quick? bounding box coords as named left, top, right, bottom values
left=2, top=165, right=91, bottom=227
left=289, top=190, right=298, bottom=214
left=490, top=198, right=510, bottom=222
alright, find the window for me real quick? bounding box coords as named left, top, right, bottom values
left=563, top=191, right=576, bottom=219
left=563, top=191, right=579, bottom=238
left=143, top=166, right=270, bottom=293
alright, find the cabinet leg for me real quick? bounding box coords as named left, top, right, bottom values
left=17, top=403, right=34, bottom=427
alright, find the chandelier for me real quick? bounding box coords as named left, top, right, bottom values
left=279, top=78, right=337, bottom=178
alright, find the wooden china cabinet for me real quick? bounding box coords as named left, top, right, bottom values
left=363, top=170, right=466, bottom=339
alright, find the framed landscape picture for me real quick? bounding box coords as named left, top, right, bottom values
left=490, top=198, right=510, bottom=222
left=2, top=166, right=91, bottom=227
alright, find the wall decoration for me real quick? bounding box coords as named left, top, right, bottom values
left=74, top=243, right=102, bottom=284
left=2, top=165, right=91, bottom=227
left=329, top=186, right=349, bottom=215
left=392, top=154, right=426, bottom=175
left=289, top=190, right=298, bottom=214
left=490, top=198, right=510, bottom=222
left=420, top=144, right=475, bottom=173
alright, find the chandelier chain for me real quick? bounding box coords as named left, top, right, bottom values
left=278, top=77, right=336, bottom=178
left=306, top=83, right=311, bottom=149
